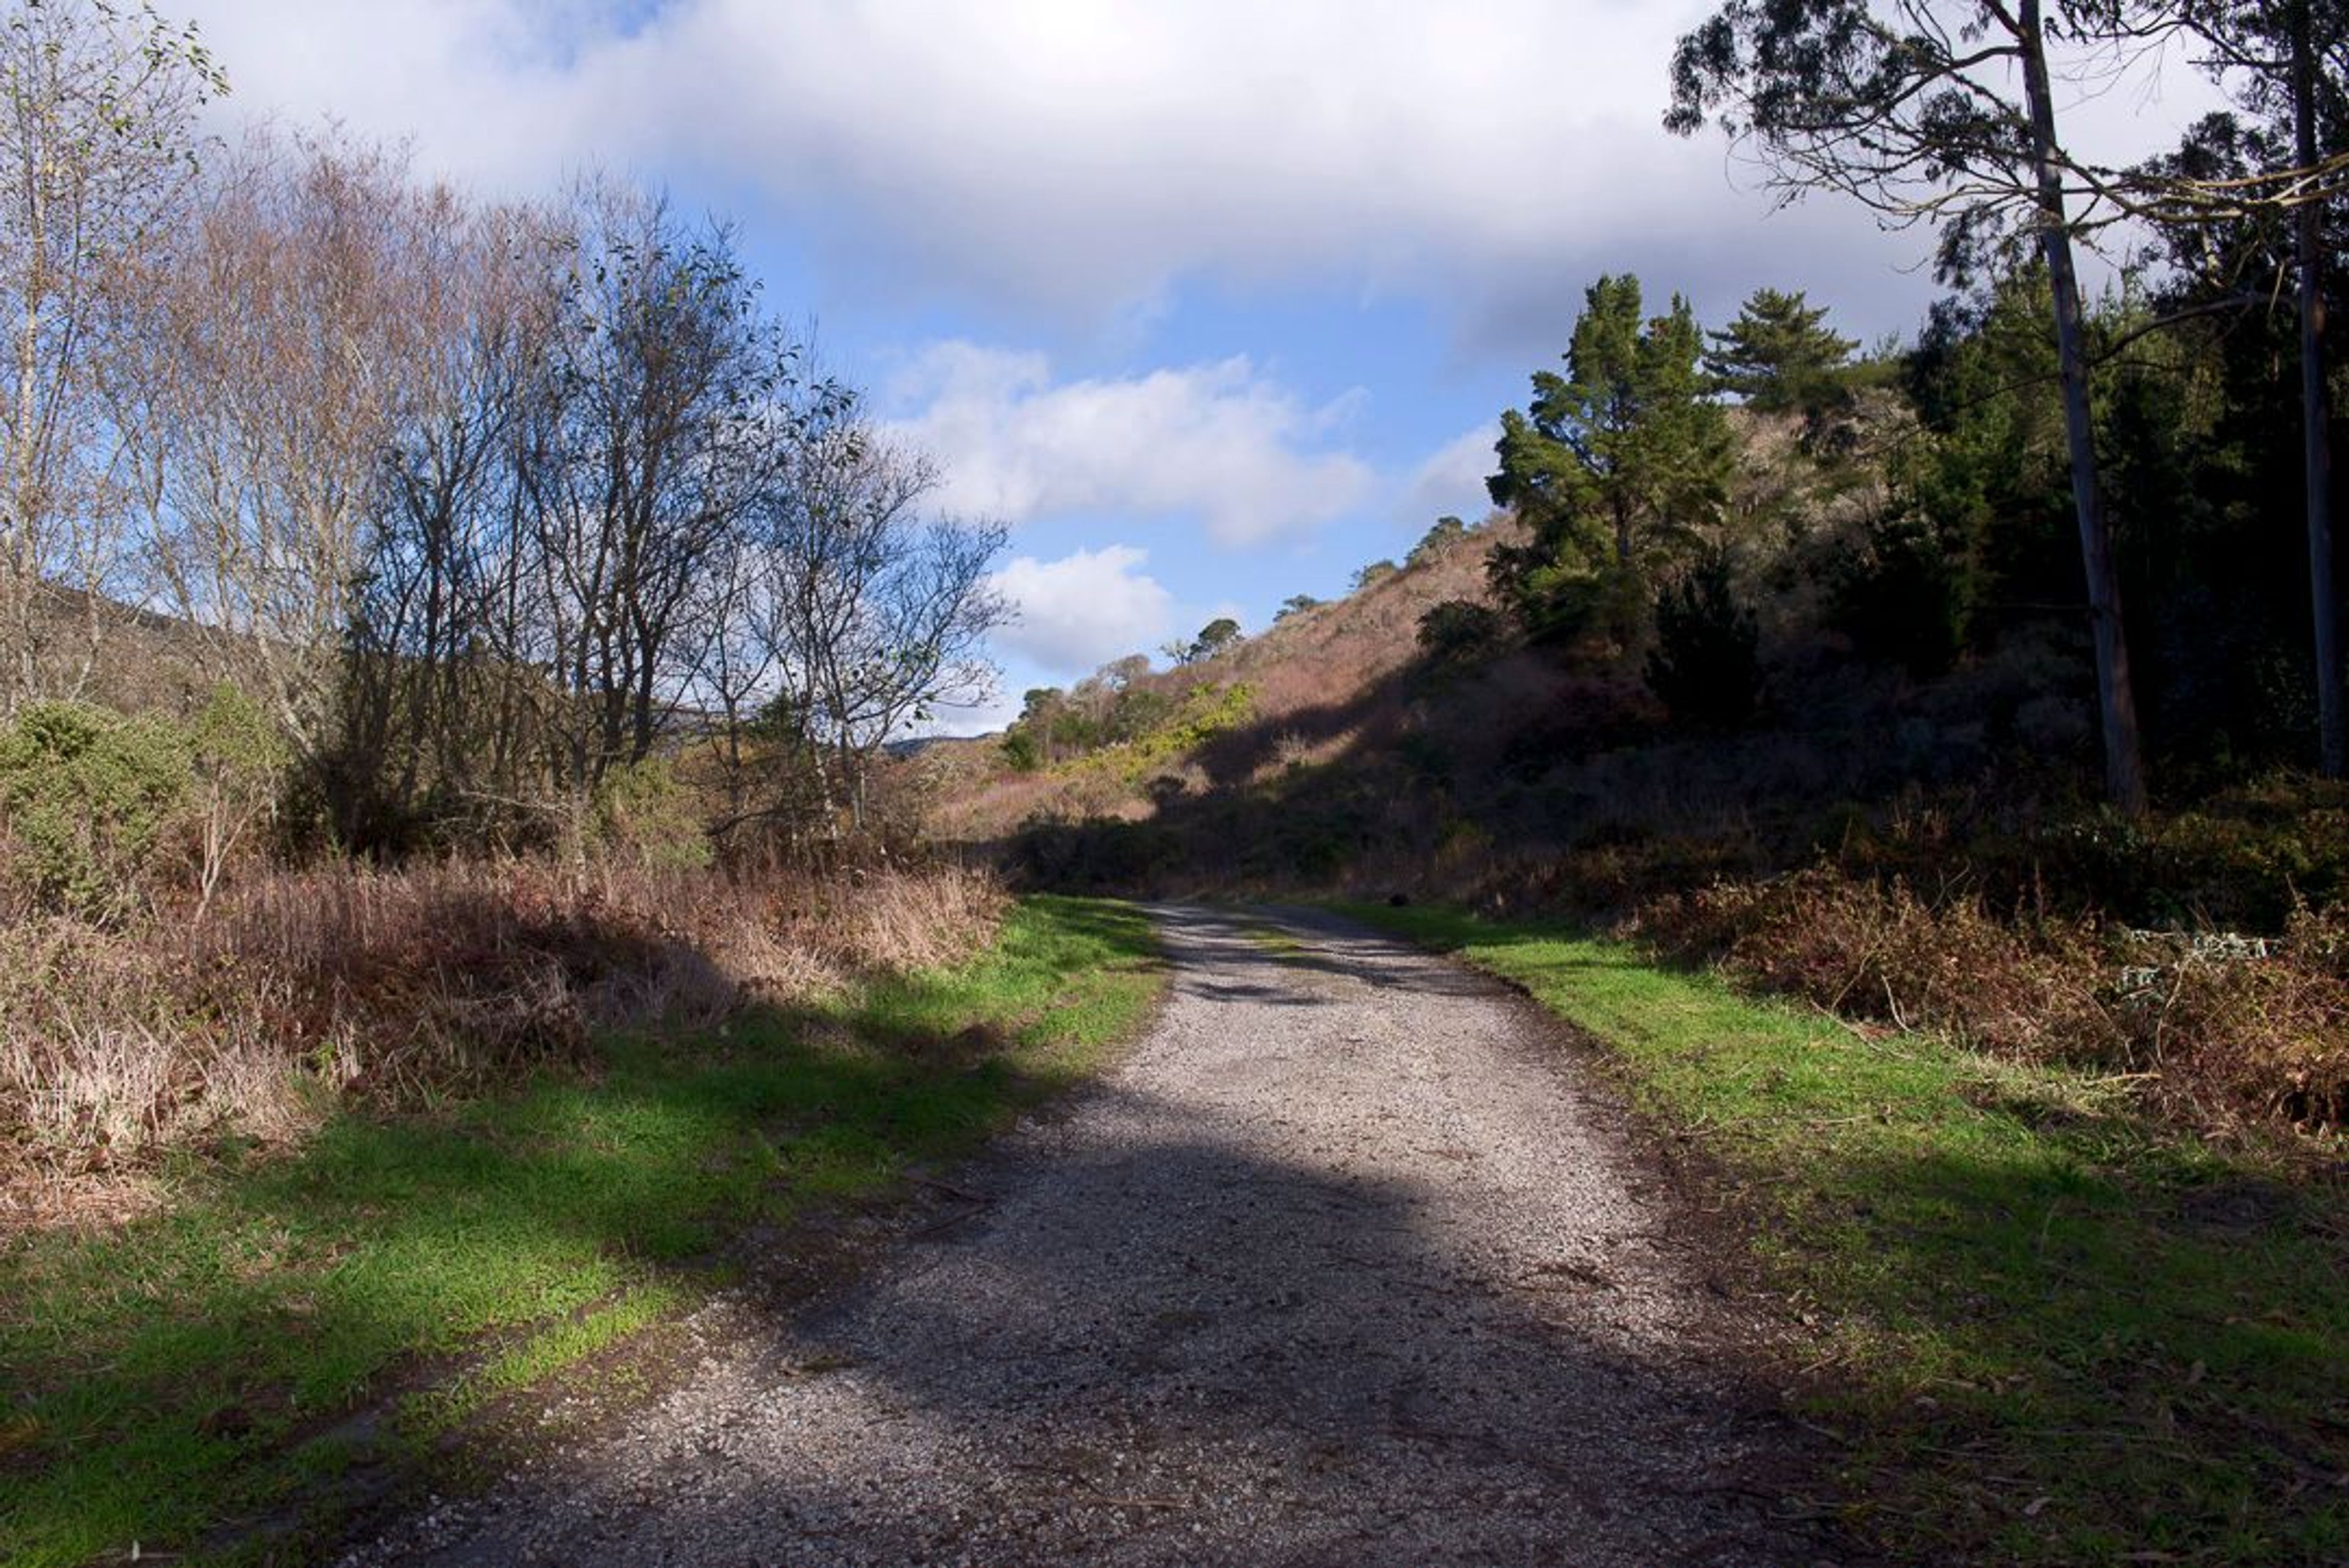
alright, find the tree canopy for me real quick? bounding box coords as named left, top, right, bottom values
left=1704, top=287, right=1857, bottom=413
left=1187, top=618, right=1243, bottom=662
left=1666, top=0, right=2150, bottom=812
left=1486, top=274, right=1734, bottom=640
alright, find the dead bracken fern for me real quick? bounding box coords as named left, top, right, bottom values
left=1636, top=867, right=2349, bottom=1132
left=0, top=857, right=1008, bottom=1204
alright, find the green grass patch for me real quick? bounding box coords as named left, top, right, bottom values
left=1047, top=681, right=1256, bottom=786
left=400, top=1282, right=681, bottom=1444
left=1343, top=901, right=2349, bottom=1567
left=0, top=895, right=1162, bottom=1568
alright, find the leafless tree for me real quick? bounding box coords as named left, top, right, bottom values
left=510, top=180, right=828, bottom=829
left=761, top=420, right=1009, bottom=834
left=338, top=192, right=566, bottom=845
left=87, top=127, right=1004, bottom=857
left=135, top=128, right=432, bottom=756
left=0, top=0, right=221, bottom=708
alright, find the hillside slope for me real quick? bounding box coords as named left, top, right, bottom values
left=929, top=520, right=1516, bottom=845
left=924, top=443, right=2349, bottom=1137
left=929, top=494, right=2109, bottom=910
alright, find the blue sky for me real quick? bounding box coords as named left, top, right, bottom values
left=187, top=0, right=2223, bottom=730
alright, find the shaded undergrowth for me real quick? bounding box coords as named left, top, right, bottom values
left=1348, top=901, right=2348, bottom=1567
left=0, top=895, right=1163, bottom=1568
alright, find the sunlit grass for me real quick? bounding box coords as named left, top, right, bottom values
left=1345, top=901, right=2348, bottom=1567
left=0, top=895, right=1162, bottom=1568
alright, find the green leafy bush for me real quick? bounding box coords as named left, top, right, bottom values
left=0, top=701, right=196, bottom=922
left=1108, top=686, right=1174, bottom=742
left=1485, top=544, right=1646, bottom=647
left=1012, top=815, right=1178, bottom=889
left=1000, top=729, right=1042, bottom=772
left=1416, top=599, right=1505, bottom=665
left=188, top=684, right=291, bottom=909
left=2017, top=788, right=2349, bottom=930
left=1824, top=506, right=1976, bottom=677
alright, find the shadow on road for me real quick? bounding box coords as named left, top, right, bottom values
left=364, top=904, right=1846, bottom=1567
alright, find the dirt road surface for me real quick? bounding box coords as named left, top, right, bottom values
left=338, top=904, right=1841, bottom=1567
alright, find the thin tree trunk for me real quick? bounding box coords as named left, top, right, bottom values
left=2294, top=1, right=2342, bottom=777
left=8, top=146, right=46, bottom=714
left=2019, top=0, right=2148, bottom=815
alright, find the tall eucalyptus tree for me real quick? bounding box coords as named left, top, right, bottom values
left=2115, top=0, right=2348, bottom=771
left=1668, top=0, right=2151, bottom=811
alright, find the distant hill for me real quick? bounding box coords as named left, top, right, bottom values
left=16, top=583, right=226, bottom=716
left=929, top=512, right=1521, bottom=848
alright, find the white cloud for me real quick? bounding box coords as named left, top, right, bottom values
left=184, top=1, right=2228, bottom=347
left=1398, top=421, right=1502, bottom=529
left=989, top=544, right=1175, bottom=673
left=884, top=343, right=1378, bottom=546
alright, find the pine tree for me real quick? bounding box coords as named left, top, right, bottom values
left=1486, top=274, right=1735, bottom=640
left=1702, top=288, right=1857, bottom=413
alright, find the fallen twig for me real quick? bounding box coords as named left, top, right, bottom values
left=905, top=1171, right=989, bottom=1205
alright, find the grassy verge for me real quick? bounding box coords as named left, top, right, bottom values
left=0, top=895, right=1162, bottom=1568
left=1342, top=902, right=2348, bottom=1567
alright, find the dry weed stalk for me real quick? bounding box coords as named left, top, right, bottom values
left=0, top=856, right=1008, bottom=1190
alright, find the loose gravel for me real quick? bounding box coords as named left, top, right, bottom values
left=337, top=904, right=1841, bottom=1567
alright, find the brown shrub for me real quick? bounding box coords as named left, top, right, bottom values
left=2110, top=906, right=2349, bottom=1130
left=0, top=856, right=1008, bottom=1185
left=1638, top=867, right=2349, bottom=1131
left=1658, top=869, right=2124, bottom=1061
left=0, top=917, right=332, bottom=1182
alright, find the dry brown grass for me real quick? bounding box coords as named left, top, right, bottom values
left=1204, top=517, right=1515, bottom=720
left=0, top=854, right=1006, bottom=1189
left=937, top=519, right=1523, bottom=842
left=1636, top=867, right=2349, bottom=1131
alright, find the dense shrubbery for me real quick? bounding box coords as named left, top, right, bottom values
left=1638, top=865, right=2349, bottom=1130
left=1822, top=506, right=1976, bottom=678
left=0, top=690, right=289, bottom=925
left=1643, top=552, right=1761, bottom=727
left=0, top=680, right=1002, bottom=1187
left=1416, top=599, right=1507, bottom=665
left=0, top=851, right=1005, bottom=1179
left=593, top=757, right=715, bottom=872
left=0, top=702, right=194, bottom=922
left=1000, top=678, right=1255, bottom=780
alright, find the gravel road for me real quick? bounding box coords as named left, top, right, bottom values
left=339, top=904, right=1841, bottom=1567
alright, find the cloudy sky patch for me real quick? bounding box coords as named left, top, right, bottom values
left=883, top=344, right=1378, bottom=547
left=182, top=0, right=2224, bottom=713
left=989, top=545, right=1176, bottom=673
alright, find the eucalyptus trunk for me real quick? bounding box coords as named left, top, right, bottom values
left=2019, top=0, right=2148, bottom=815
left=2293, top=0, right=2342, bottom=777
